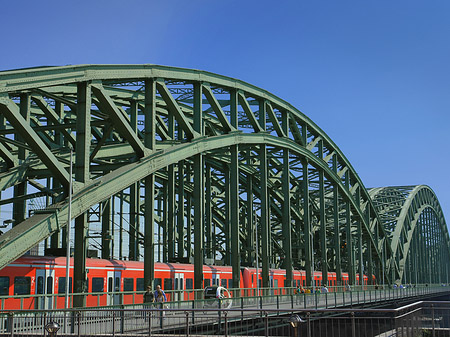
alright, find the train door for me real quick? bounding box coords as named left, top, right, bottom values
left=107, top=271, right=121, bottom=306
left=174, top=273, right=184, bottom=302
left=35, top=269, right=54, bottom=310
left=212, top=273, right=220, bottom=286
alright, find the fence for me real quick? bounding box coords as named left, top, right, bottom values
left=1, top=301, right=450, bottom=336
left=1, top=284, right=448, bottom=311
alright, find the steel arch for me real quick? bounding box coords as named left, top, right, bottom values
left=0, top=65, right=447, bottom=305
left=369, top=185, right=450, bottom=284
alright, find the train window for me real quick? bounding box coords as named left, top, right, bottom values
left=14, top=277, right=31, bottom=295
left=85, top=278, right=89, bottom=293
left=302, top=280, right=305, bottom=287
left=297, top=280, right=300, bottom=287
left=46, top=277, right=53, bottom=294
left=221, top=279, right=227, bottom=288
left=37, top=276, right=44, bottom=294
left=252, top=274, right=254, bottom=283
left=124, top=278, right=134, bottom=291
left=164, top=278, right=172, bottom=290
left=0, top=276, right=9, bottom=295
left=228, top=279, right=233, bottom=288
left=137, top=278, right=144, bottom=291
left=58, top=277, right=72, bottom=294
left=154, top=278, right=162, bottom=289
left=164, top=278, right=173, bottom=290
left=186, top=278, right=193, bottom=290
left=92, top=278, right=104, bottom=292
left=204, top=279, right=210, bottom=287
left=115, top=277, right=120, bottom=291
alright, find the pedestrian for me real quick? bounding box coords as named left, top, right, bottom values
left=321, top=285, right=328, bottom=293
left=156, top=288, right=166, bottom=317
left=143, top=286, right=154, bottom=304
left=154, top=285, right=167, bottom=302
left=295, top=285, right=303, bottom=305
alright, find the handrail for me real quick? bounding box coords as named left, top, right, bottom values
left=1, top=283, right=449, bottom=311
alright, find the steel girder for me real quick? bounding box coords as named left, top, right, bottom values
left=0, top=65, right=446, bottom=300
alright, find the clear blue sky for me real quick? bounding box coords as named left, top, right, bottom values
left=1, top=1, right=449, bottom=226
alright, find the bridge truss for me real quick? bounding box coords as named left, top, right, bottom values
left=0, top=65, right=448, bottom=306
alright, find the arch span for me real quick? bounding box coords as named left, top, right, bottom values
left=0, top=65, right=447, bottom=301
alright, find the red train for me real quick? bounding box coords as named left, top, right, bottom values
left=0, top=256, right=371, bottom=310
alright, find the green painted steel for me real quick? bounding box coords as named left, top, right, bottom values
left=0, top=65, right=448, bottom=307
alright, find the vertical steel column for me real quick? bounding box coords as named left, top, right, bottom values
left=73, top=82, right=91, bottom=308
left=101, top=199, right=111, bottom=259
left=419, top=219, right=425, bottom=284
left=144, top=79, right=156, bottom=287
left=186, top=186, right=192, bottom=259
left=167, top=100, right=176, bottom=261
left=355, top=188, right=363, bottom=285
left=129, top=102, right=139, bottom=260
left=318, top=140, right=327, bottom=286
left=119, top=191, right=124, bottom=259
left=193, top=82, right=204, bottom=293
left=302, top=159, right=312, bottom=287
left=431, top=210, right=437, bottom=283
left=259, top=102, right=270, bottom=288
left=167, top=165, right=175, bottom=261
left=13, top=94, right=29, bottom=226
left=224, top=167, right=231, bottom=265
left=162, top=183, right=168, bottom=262
left=51, top=101, right=64, bottom=248
left=177, top=160, right=185, bottom=258
left=332, top=155, right=342, bottom=285
left=205, top=165, right=212, bottom=260
left=247, top=172, right=255, bottom=267
left=344, top=172, right=354, bottom=285
left=230, top=89, right=240, bottom=289
left=366, top=206, right=374, bottom=285
left=281, top=111, right=293, bottom=287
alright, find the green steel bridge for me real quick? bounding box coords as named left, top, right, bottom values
left=0, top=65, right=448, bottom=307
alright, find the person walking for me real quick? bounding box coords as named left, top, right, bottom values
left=156, top=288, right=166, bottom=318
left=154, top=285, right=167, bottom=302
left=143, top=286, right=155, bottom=304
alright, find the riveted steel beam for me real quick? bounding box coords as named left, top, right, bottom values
left=92, top=84, right=147, bottom=158
left=0, top=96, right=70, bottom=189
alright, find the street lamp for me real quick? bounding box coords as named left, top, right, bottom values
left=289, top=314, right=305, bottom=337
left=45, top=322, right=60, bottom=337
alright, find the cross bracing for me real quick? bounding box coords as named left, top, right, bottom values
left=0, top=65, right=448, bottom=307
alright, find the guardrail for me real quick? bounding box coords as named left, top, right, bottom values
left=1, top=301, right=450, bottom=336
left=0, top=284, right=447, bottom=310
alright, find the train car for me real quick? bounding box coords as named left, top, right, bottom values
left=0, top=256, right=245, bottom=310
left=0, top=256, right=374, bottom=310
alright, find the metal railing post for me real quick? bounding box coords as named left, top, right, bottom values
left=264, top=312, right=268, bottom=337
left=432, top=304, right=435, bottom=337
left=185, top=311, right=189, bottom=337
left=307, top=312, right=311, bottom=337
left=8, top=312, right=13, bottom=337
left=148, top=310, right=152, bottom=337
left=77, top=311, right=81, bottom=337
left=225, top=311, right=228, bottom=337
left=351, top=312, right=356, bottom=337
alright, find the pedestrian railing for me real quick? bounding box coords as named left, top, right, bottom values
left=1, top=301, right=450, bottom=336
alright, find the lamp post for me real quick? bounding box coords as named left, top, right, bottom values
left=45, top=322, right=60, bottom=337
left=289, top=314, right=305, bottom=337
